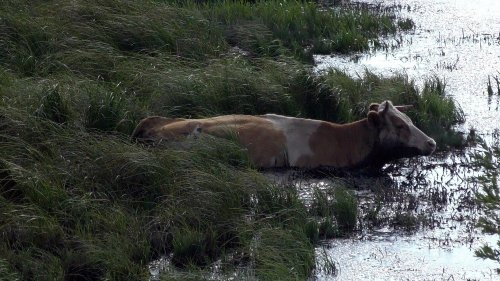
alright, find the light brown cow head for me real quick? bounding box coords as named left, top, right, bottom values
left=367, top=101, right=436, bottom=164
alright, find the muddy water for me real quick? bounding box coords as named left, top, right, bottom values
left=307, top=0, right=500, bottom=280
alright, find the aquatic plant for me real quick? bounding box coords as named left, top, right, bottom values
left=473, top=136, right=500, bottom=274
left=309, top=186, right=358, bottom=238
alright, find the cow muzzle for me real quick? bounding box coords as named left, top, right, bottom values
left=421, top=138, right=437, bottom=155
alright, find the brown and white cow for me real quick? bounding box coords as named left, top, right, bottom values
left=132, top=101, right=436, bottom=169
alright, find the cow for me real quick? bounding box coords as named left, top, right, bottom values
left=132, top=101, right=436, bottom=170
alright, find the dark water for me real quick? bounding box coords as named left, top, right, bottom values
left=310, top=0, right=500, bottom=280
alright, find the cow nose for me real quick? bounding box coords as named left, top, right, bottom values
left=427, top=139, right=436, bottom=150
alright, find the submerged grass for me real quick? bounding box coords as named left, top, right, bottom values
left=309, top=186, right=358, bottom=239
left=0, top=0, right=462, bottom=280
left=473, top=135, right=500, bottom=274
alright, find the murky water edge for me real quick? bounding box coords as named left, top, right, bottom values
left=309, top=0, right=500, bottom=280
left=277, top=148, right=498, bottom=280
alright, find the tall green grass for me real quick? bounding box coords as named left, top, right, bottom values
left=0, top=109, right=323, bottom=280
left=0, top=0, right=462, bottom=280
left=181, top=0, right=408, bottom=60
left=309, top=186, right=358, bottom=239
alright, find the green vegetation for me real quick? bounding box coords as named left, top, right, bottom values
left=309, top=186, right=358, bottom=240
left=473, top=135, right=500, bottom=274
left=188, top=0, right=403, bottom=60
left=0, top=0, right=463, bottom=280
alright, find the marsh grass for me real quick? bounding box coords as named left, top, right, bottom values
left=0, top=257, right=20, bottom=281
left=412, top=79, right=466, bottom=148
left=473, top=137, right=500, bottom=273
left=34, top=85, right=70, bottom=124
left=85, top=91, right=126, bottom=131
left=0, top=0, right=461, bottom=280
left=392, top=212, right=420, bottom=231
left=252, top=228, right=315, bottom=280
left=193, top=0, right=409, bottom=60
left=309, top=186, right=358, bottom=239
left=0, top=109, right=318, bottom=280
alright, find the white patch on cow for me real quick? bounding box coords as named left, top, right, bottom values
left=263, top=114, right=321, bottom=166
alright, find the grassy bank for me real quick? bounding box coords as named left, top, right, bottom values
left=0, top=0, right=462, bottom=280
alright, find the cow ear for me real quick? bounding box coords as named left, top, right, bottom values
left=369, top=103, right=379, bottom=112
left=378, top=100, right=392, bottom=115
left=367, top=111, right=381, bottom=128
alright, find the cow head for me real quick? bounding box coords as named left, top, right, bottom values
left=367, top=101, right=436, bottom=158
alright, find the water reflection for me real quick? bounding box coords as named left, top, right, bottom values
left=316, top=0, right=500, bottom=132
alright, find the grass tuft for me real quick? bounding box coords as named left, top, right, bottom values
left=309, top=185, right=358, bottom=238
left=35, top=84, right=70, bottom=124
left=85, top=91, right=126, bottom=132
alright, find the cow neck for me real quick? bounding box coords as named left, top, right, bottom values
left=340, top=118, right=380, bottom=168
left=313, top=119, right=379, bottom=169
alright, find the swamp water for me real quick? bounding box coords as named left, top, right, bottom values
left=307, top=0, right=500, bottom=280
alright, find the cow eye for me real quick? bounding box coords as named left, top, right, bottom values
left=396, top=124, right=406, bottom=130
